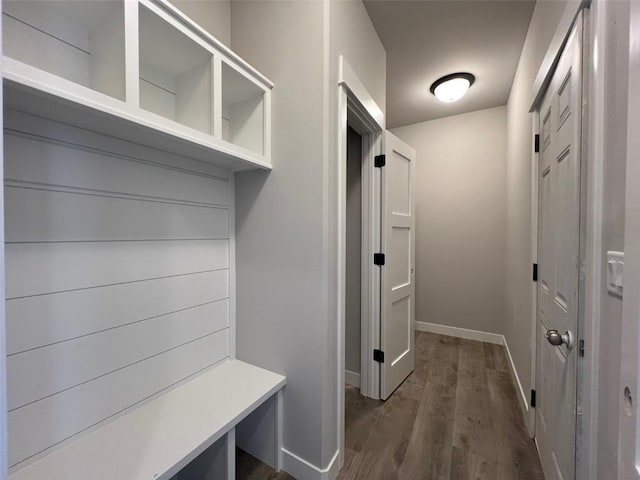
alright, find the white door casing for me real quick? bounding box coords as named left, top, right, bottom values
left=380, top=131, right=415, bottom=400
left=535, top=12, right=583, bottom=480
left=618, top=0, right=640, bottom=478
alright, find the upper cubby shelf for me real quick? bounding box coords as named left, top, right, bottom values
left=2, top=0, right=272, bottom=170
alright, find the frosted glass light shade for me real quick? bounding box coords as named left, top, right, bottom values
left=430, top=73, right=475, bottom=103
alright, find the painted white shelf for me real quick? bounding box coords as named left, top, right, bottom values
left=8, top=360, right=286, bottom=480
left=2, top=0, right=272, bottom=170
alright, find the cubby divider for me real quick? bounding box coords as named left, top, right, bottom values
left=2, top=0, right=272, bottom=170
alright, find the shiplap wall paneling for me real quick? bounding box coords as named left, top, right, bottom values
left=4, top=109, right=233, bottom=470
left=2, top=0, right=126, bottom=100
left=4, top=111, right=231, bottom=205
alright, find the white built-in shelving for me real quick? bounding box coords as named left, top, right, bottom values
left=2, top=0, right=272, bottom=170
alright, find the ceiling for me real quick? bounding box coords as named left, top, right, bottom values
left=364, top=0, right=535, bottom=128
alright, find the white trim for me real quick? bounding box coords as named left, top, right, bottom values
left=281, top=448, right=339, bottom=480
left=229, top=174, right=236, bottom=361
left=124, top=0, right=140, bottom=107
left=337, top=82, right=347, bottom=475
left=347, top=99, right=382, bottom=401
left=580, top=4, right=605, bottom=479
left=275, top=390, right=284, bottom=472
left=414, top=321, right=503, bottom=345
left=337, top=55, right=384, bottom=473
left=344, top=371, right=361, bottom=388
left=338, top=57, right=384, bottom=131
left=528, top=107, right=540, bottom=438
left=504, top=335, right=533, bottom=428
left=530, top=0, right=587, bottom=111
left=577, top=7, right=602, bottom=480
left=225, top=428, right=235, bottom=480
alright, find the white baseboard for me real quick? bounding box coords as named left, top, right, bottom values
left=414, top=321, right=503, bottom=345
left=282, top=448, right=339, bottom=480
left=344, top=370, right=360, bottom=388
left=502, top=337, right=533, bottom=435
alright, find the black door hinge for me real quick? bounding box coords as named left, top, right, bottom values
left=579, top=339, right=585, bottom=357
left=374, top=154, right=386, bottom=168
left=533, top=263, right=538, bottom=282
left=374, top=253, right=385, bottom=266
left=373, top=349, right=385, bottom=363
left=534, top=134, right=540, bottom=153
left=530, top=389, right=537, bottom=408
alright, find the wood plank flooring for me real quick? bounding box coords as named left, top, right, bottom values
left=236, top=448, right=294, bottom=480
left=236, top=332, right=544, bottom=480
left=338, top=332, right=544, bottom=480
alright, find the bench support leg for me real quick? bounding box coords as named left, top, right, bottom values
left=226, top=428, right=236, bottom=480
left=275, top=389, right=283, bottom=471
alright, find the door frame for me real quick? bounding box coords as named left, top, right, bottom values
left=337, top=55, right=384, bottom=469
left=529, top=3, right=603, bottom=479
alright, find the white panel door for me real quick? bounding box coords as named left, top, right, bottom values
left=380, top=131, right=415, bottom=400
left=535, top=12, right=583, bottom=480
left=618, top=0, right=640, bottom=478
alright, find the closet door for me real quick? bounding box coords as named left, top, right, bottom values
left=380, top=131, right=415, bottom=400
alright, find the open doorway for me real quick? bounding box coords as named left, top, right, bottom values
left=337, top=55, right=417, bottom=469
left=345, top=125, right=364, bottom=390
left=337, top=55, right=385, bottom=469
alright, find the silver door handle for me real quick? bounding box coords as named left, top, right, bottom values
left=545, top=329, right=574, bottom=350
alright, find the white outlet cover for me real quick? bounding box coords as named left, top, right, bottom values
left=607, top=251, right=624, bottom=296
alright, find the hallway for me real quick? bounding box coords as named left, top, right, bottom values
left=338, top=332, right=544, bottom=479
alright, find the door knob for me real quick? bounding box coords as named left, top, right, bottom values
left=545, top=329, right=574, bottom=350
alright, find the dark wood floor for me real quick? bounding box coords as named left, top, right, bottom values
left=338, top=332, right=544, bottom=480
left=236, top=448, right=294, bottom=480
left=237, top=332, right=544, bottom=480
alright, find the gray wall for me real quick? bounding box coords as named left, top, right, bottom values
left=596, top=2, right=629, bottom=478
left=0, top=14, right=6, bottom=480
left=232, top=0, right=385, bottom=471
left=168, top=0, right=230, bottom=46
left=392, top=106, right=507, bottom=334
left=231, top=0, right=327, bottom=468
left=346, top=127, right=362, bottom=376
left=504, top=0, right=567, bottom=414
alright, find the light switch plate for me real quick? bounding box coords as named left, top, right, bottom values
left=607, top=251, right=624, bottom=297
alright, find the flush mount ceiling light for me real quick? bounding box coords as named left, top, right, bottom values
left=430, top=73, right=475, bottom=103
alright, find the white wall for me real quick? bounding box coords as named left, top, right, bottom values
left=504, top=0, right=568, bottom=421
left=232, top=0, right=385, bottom=474
left=168, top=0, right=230, bottom=46
left=392, top=106, right=507, bottom=334
left=3, top=110, right=232, bottom=470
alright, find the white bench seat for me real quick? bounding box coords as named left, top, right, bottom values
left=9, top=360, right=286, bottom=480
